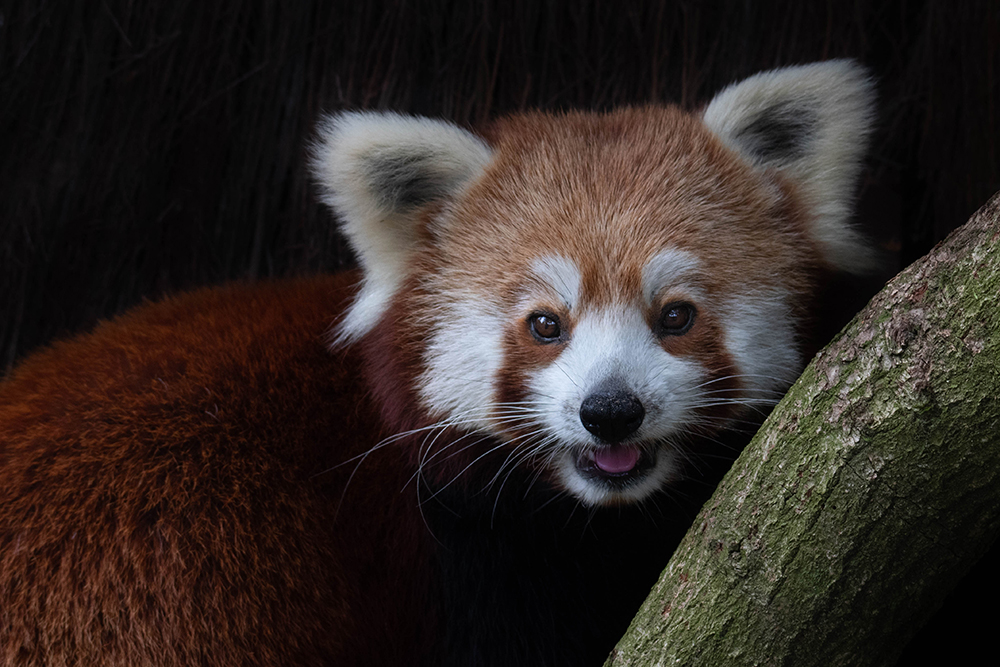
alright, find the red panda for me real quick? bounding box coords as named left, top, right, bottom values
left=0, top=61, right=875, bottom=666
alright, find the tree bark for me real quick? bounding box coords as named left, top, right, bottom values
left=606, top=193, right=1000, bottom=667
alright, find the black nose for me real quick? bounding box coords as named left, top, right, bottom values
left=579, top=387, right=645, bottom=443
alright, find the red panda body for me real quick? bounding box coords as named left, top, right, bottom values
left=0, top=276, right=433, bottom=665
left=1, top=62, right=876, bottom=666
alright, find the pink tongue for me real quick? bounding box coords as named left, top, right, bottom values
left=593, top=446, right=640, bottom=474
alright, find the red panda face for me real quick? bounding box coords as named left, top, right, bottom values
left=408, top=108, right=819, bottom=505
left=312, top=60, right=875, bottom=506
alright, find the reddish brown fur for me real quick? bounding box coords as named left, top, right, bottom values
left=436, top=108, right=823, bottom=311
left=0, top=275, right=438, bottom=666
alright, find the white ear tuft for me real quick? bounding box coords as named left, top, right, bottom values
left=703, top=60, right=876, bottom=274
left=310, top=111, right=492, bottom=343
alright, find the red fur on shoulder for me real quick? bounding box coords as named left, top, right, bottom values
left=0, top=275, right=436, bottom=666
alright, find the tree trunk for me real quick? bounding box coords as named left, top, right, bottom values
left=606, top=192, right=1000, bottom=667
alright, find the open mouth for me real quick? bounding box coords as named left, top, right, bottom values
left=575, top=444, right=654, bottom=483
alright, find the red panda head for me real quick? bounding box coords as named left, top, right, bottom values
left=311, top=61, right=875, bottom=506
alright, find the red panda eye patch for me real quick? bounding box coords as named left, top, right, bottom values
left=657, top=302, right=696, bottom=336
left=528, top=312, right=562, bottom=341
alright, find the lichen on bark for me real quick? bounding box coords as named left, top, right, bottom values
left=607, top=193, right=1000, bottom=667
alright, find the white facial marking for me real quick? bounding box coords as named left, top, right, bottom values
left=529, top=306, right=705, bottom=505
left=721, top=288, right=801, bottom=401
left=417, top=295, right=504, bottom=431
left=641, top=248, right=704, bottom=306
left=528, top=255, right=581, bottom=310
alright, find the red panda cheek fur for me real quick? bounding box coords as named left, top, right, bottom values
left=494, top=313, right=566, bottom=405
left=656, top=307, right=745, bottom=422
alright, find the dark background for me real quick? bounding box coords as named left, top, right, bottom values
left=2, top=0, right=998, bottom=662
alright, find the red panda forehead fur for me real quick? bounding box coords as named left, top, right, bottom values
left=420, top=106, right=821, bottom=311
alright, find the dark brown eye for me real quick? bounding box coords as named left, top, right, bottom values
left=528, top=313, right=561, bottom=342
left=657, top=302, right=695, bottom=336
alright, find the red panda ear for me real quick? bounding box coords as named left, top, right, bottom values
left=310, top=112, right=492, bottom=343
left=703, top=60, right=877, bottom=275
